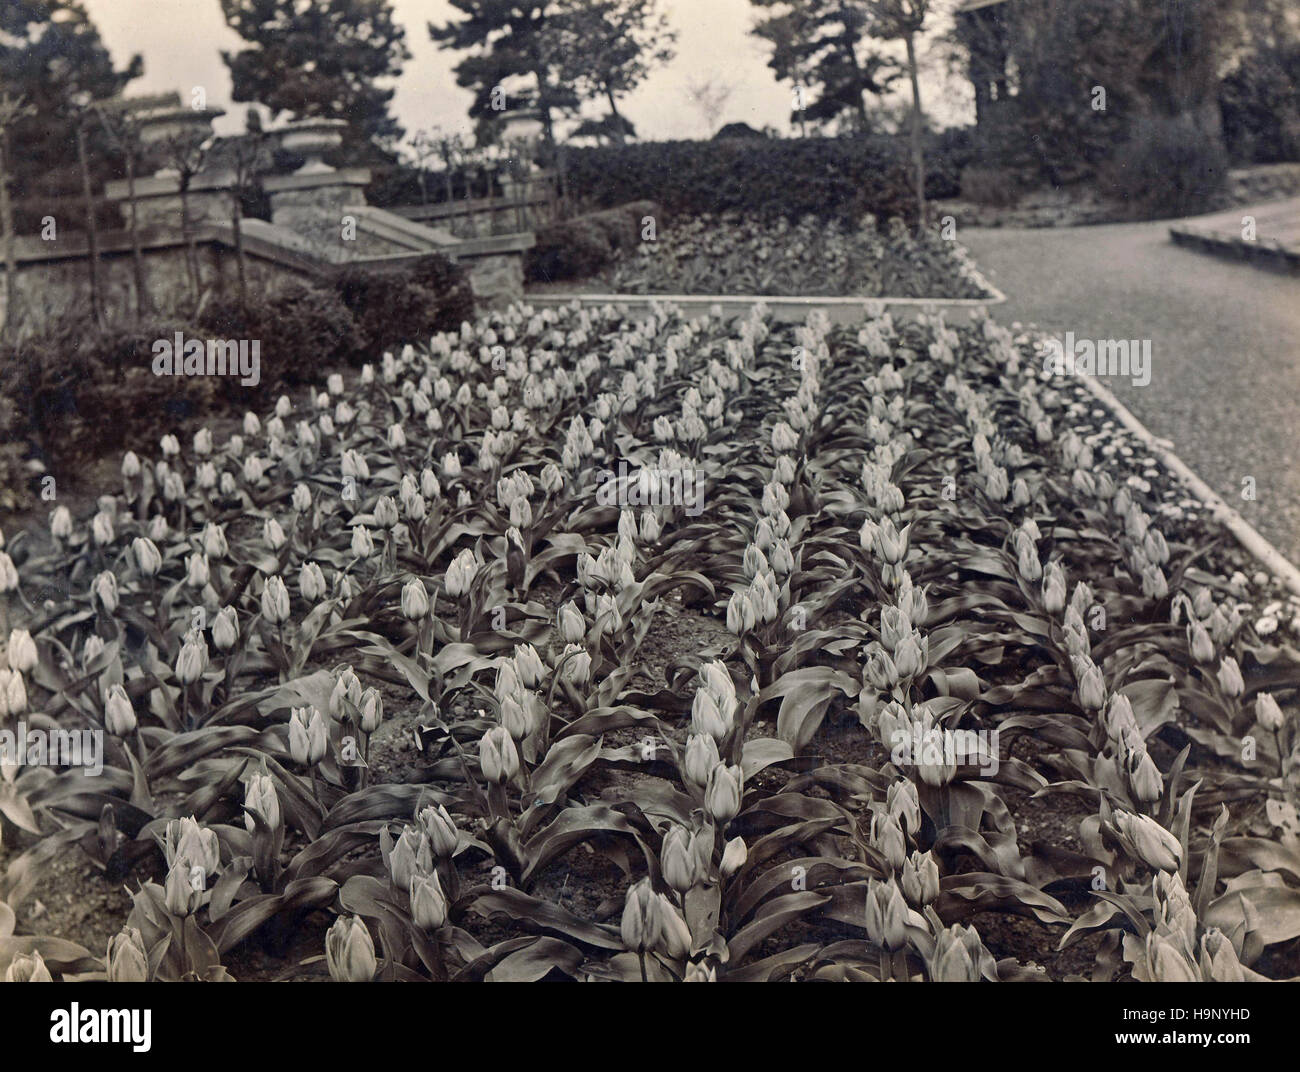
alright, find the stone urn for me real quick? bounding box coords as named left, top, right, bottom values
left=136, top=107, right=225, bottom=175
left=277, top=119, right=348, bottom=173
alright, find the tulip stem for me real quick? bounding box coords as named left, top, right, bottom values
left=1274, top=729, right=1285, bottom=779
left=879, top=949, right=890, bottom=982
left=638, top=950, right=648, bottom=983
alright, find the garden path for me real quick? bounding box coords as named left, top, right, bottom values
left=963, top=210, right=1300, bottom=561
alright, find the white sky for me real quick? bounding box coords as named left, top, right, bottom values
left=82, top=0, right=973, bottom=145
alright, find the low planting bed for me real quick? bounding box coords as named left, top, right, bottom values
left=529, top=212, right=996, bottom=306
left=0, top=301, right=1299, bottom=982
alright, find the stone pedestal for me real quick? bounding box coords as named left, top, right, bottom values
left=263, top=168, right=371, bottom=259
left=103, top=171, right=233, bottom=231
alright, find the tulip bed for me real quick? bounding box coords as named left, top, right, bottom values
left=2, top=298, right=1300, bottom=983
left=592, top=214, right=992, bottom=299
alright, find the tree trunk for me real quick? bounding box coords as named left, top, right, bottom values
left=605, top=87, right=627, bottom=144
left=904, top=31, right=927, bottom=230
left=0, top=130, right=18, bottom=342
left=231, top=191, right=247, bottom=311
left=125, top=149, right=150, bottom=318
left=76, top=123, right=104, bottom=329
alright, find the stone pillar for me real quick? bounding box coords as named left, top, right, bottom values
left=263, top=168, right=371, bottom=256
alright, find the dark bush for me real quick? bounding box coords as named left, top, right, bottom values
left=1101, top=114, right=1229, bottom=220
left=960, top=165, right=1022, bottom=207
left=200, top=281, right=364, bottom=395
left=1219, top=45, right=1300, bottom=165
left=559, top=136, right=974, bottom=224
left=333, top=255, right=475, bottom=355
left=526, top=202, right=660, bottom=283
left=0, top=314, right=215, bottom=471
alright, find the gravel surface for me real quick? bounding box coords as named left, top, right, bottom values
left=962, top=213, right=1300, bottom=562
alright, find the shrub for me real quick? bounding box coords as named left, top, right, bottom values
left=200, top=282, right=364, bottom=395
left=333, top=254, right=475, bottom=355
left=1219, top=44, right=1300, bottom=165
left=526, top=201, right=660, bottom=283
left=0, top=314, right=215, bottom=471
left=959, top=165, right=1022, bottom=207
left=1101, top=114, right=1229, bottom=220
left=559, top=137, right=969, bottom=224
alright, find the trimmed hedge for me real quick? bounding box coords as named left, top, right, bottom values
left=559, top=134, right=973, bottom=223
left=526, top=201, right=660, bottom=283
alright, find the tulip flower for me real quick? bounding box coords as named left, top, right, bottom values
left=326, top=916, right=377, bottom=982
left=351, top=526, right=375, bottom=560
left=690, top=688, right=730, bottom=741
left=261, top=575, right=290, bottom=625
left=1199, top=928, right=1245, bottom=982
left=330, top=668, right=362, bottom=716
left=479, top=726, right=519, bottom=785
left=401, top=578, right=430, bottom=621
left=203, top=522, right=229, bottom=559
left=175, top=633, right=208, bottom=685
left=1076, top=660, right=1107, bottom=713
left=445, top=549, right=478, bottom=598
left=410, top=871, right=449, bottom=932
left=244, top=773, right=281, bottom=834
left=212, top=607, right=239, bottom=652
left=359, top=688, right=384, bottom=734
left=1114, top=811, right=1182, bottom=873
left=263, top=517, right=287, bottom=552
left=514, top=644, right=546, bottom=689
left=704, top=763, right=743, bottom=825
left=1216, top=656, right=1244, bottom=698
left=387, top=826, right=432, bottom=890
left=864, top=878, right=909, bottom=953
left=132, top=537, right=163, bottom=578
left=5, top=951, right=53, bottom=983
left=104, top=683, right=136, bottom=736
left=105, top=927, right=149, bottom=983
left=620, top=879, right=662, bottom=954
left=418, top=804, right=459, bottom=859
left=656, top=894, right=692, bottom=959
left=1187, top=620, right=1215, bottom=664
left=900, top=850, right=940, bottom=907
left=164, top=857, right=201, bottom=915
left=930, top=929, right=979, bottom=982
left=661, top=825, right=699, bottom=894
left=6, top=629, right=36, bottom=673
left=1256, top=692, right=1285, bottom=732
left=720, top=836, right=747, bottom=879
left=870, top=811, right=908, bottom=873
left=299, top=562, right=327, bottom=603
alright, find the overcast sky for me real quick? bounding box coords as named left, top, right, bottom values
left=83, top=0, right=973, bottom=145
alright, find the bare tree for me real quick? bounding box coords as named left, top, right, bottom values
left=153, top=123, right=214, bottom=310
left=224, top=108, right=271, bottom=312
left=684, top=76, right=735, bottom=137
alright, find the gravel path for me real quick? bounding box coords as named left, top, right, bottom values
left=962, top=215, right=1300, bottom=562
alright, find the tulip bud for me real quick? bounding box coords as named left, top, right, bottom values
left=1256, top=692, right=1285, bottom=732
left=263, top=517, right=287, bottom=551
left=1114, top=811, right=1182, bottom=873
left=514, top=644, right=546, bottom=689
left=400, top=577, right=430, bottom=621
left=418, top=803, right=459, bottom=859
left=557, top=602, right=586, bottom=644
left=410, top=870, right=449, bottom=931
left=870, top=811, right=908, bottom=873
left=244, top=772, right=281, bottom=834
left=900, top=850, right=940, bottom=907
left=5, top=951, right=53, bottom=983
left=1199, top=928, right=1245, bottom=982
left=326, top=916, right=377, bottom=982
left=329, top=668, right=362, bottom=716
left=930, top=928, right=979, bottom=982
left=6, top=629, right=37, bottom=673
left=620, top=879, right=662, bottom=954
left=104, top=683, right=137, bottom=736
left=661, top=825, right=698, bottom=894
left=479, top=725, right=519, bottom=784
left=212, top=606, right=239, bottom=652
left=864, top=878, right=909, bottom=953
left=720, top=836, right=747, bottom=878
left=164, top=857, right=200, bottom=915
left=1076, top=660, right=1106, bottom=713
left=683, top=733, right=720, bottom=789
left=132, top=537, right=163, bottom=578
left=704, top=763, right=743, bottom=825
left=335, top=675, right=374, bottom=730
left=261, top=575, right=290, bottom=625
left=1187, top=620, right=1215, bottom=664
left=175, top=633, right=208, bottom=685
left=1216, top=656, right=1244, bottom=698
left=105, top=927, right=149, bottom=983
